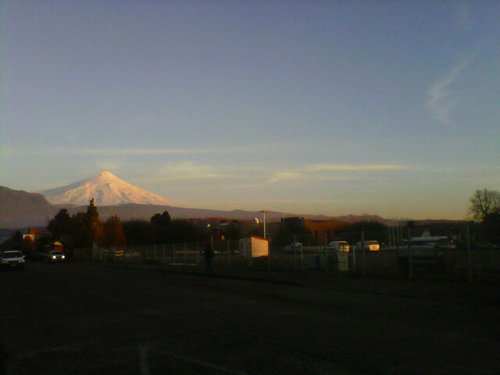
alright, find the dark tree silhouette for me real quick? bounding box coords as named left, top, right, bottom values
left=86, top=199, right=104, bottom=247
left=170, top=220, right=204, bottom=243
left=481, top=212, right=500, bottom=244
left=150, top=211, right=172, bottom=244
left=122, top=220, right=152, bottom=245
left=103, top=215, right=127, bottom=248
left=224, top=222, right=241, bottom=241
left=1, top=231, right=23, bottom=250
left=470, top=189, right=500, bottom=222
left=47, top=209, right=73, bottom=239
left=71, top=212, right=89, bottom=248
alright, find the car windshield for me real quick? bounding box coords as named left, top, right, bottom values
left=3, top=251, right=22, bottom=258
left=52, top=252, right=64, bottom=256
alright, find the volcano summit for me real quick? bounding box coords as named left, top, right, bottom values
left=41, top=171, right=171, bottom=206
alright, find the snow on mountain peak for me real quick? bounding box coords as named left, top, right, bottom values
left=89, top=170, right=121, bottom=184
left=41, top=171, right=171, bottom=206
left=95, top=170, right=114, bottom=178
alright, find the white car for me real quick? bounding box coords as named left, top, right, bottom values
left=0, top=250, right=26, bottom=269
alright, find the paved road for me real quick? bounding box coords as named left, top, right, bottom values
left=1, top=262, right=499, bottom=374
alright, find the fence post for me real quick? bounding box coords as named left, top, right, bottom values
left=196, top=242, right=200, bottom=267
left=300, top=244, right=304, bottom=268
left=352, top=243, right=356, bottom=271
left=227, top=240, right=230, bottom=268
left=267, top=245, right=271, bottom=272
left=361, top=231, right=366, bottom=278
left=183, top=243, right=187, bottom=265
left=407, top=222, right=414, bottom=280
left=172, top=243, right=176, bottom=264
left=467, top=223, right=472, bottom=282
left=294, top=245, right=297, bottom=271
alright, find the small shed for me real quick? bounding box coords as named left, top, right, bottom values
left=239, top=236, right=269, bottom=258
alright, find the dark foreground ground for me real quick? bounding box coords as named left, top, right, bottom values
left=1, top=262, right=499, bottom=375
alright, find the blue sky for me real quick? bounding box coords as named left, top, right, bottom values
left=1, top=1, right=499, bottom=219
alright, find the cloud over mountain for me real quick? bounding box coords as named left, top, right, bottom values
left=41, top=171, right=171, bottom=206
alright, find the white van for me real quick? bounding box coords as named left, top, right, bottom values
left=328, top=241, right=350, bottom=252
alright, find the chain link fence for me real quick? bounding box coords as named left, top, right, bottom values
left=68, top=239, right=500, bottom=282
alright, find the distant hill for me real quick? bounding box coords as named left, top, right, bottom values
left=0, top=186, right=57, bottom=229
left=333, top=214, right=387, bottom=224
left=65, top=204, right=301, bottom=222
left=4, top=179, right=453, bottom=229
left=68, top=205, right=390, bottom=223
left=41, top=170, right=171, bottom=206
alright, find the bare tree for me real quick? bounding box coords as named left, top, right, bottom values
left=469, top=188, right=500, bottom=222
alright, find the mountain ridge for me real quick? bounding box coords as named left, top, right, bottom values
left=0, top=186, right=57, bottom=228
left=1, top=185, right=394, bottom=229
left=1, top=186, right=460, bottom=230
left=2, top=171, right=460, bottom=229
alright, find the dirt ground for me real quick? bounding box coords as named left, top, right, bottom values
left=1, top=262, right=499, bottom=374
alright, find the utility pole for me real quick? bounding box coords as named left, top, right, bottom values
left=262, top=209, right=268, bottom=239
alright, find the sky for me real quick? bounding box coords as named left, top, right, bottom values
left=1, top=0, right=499, bottom=220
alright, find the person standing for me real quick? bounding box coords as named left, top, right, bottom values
left=204, top=243, right=215, bottom=273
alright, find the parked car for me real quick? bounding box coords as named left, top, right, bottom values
left=0, top=250, right=26, bottom=269
left=41, top=250, right=66, bottom=263
left=356, top=240, right=380, bottom=252
left=328, top=241, right=350, bottom=252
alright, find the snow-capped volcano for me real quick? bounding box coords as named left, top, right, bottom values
left=41, top=171, right=171, bottom=206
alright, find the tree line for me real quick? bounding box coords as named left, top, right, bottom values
left=45, top=199, right=208, bottom=250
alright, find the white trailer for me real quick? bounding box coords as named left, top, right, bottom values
left=239, top=236, right=269, bottom=258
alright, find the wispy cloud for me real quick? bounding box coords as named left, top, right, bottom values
left=2, top=146, right=250, bottom=157
left=426, top=59, right=471, bottom=126
left=80, top=147, right=243, bottom=156
left=304, top=164, right=407, bottom=172
left=129, top=162, right=280, bottom=189
left=267, top=172, right=303, bottom=184
left=264, top=164, right=408, bottom=185
left=134, top=161, right=402, bottom=188
left=3, top=142, right=300, bottom=157
left=155, top=161, right=227, bottom=181
left=178, top=198, right=351, bottom=206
